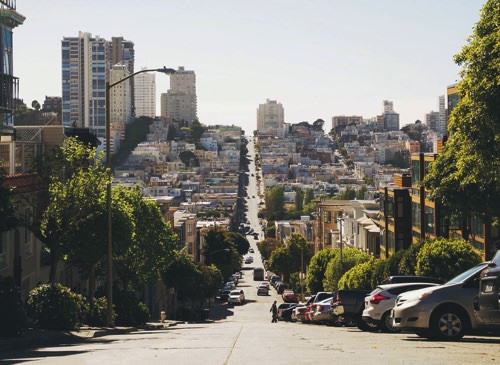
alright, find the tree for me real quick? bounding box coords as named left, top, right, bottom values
left=264, top=185, right=284, bottom=220
left=338, top=258, right=385, bottom=290
left=268, top=233, right=311, bottom=281
left=416, top=238, right=482, bottom=283
left=304, top=188, right=315, bottom=205
left=323, top=248, right=370, bottom=291
left=114, top=186, right=177, bottom=291
left=424, top=1, right=500, bottom=234
left=161, top=250, right=200, bottom=318
left=203, top=226, right=240, bottom=280
left=257, top=238, right=282, bottom=260
left=31, top=100, right=41, bottom=111
left=225, top=232, right=250, bottom=256
left=40, top=138, right=110, bottom=284
left=0, top=166, right=17, bottom=233
left=305, top=248, right=337, bottom=293
left=294, top=187, right=304, bottom=211
left=179, top=150, right=199, bottom=168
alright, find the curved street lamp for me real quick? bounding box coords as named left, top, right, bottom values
left=105, top=67, right=176, bottom=326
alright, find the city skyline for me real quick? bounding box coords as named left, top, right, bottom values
left=14, top=1, right=485, bottom=133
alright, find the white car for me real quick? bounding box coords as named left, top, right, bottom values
left=362, top=282, right=439, bottom=332
left=257, top=282, right=270, bottom=296
left=228, top=290, right=245, bottom=305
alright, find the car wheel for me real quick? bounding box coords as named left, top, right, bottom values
left=381, top=311, right=400, bottom=333
left=357, top=319, right=379, bottom=332
left=414, top=328, right=432, bottom=339
left=429, top=308, right=468, bottom=341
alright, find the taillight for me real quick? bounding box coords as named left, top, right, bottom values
left=370, top=293, right=390, bottom=304
left=317, top=305, right=324, bottom=312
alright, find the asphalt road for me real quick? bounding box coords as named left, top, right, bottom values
left=2, top=266, right=499, bottom=365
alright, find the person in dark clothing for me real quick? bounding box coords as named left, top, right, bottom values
left=270, top=301, right=278, bottom=323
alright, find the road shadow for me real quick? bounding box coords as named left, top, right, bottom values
left=208, top=305, right=234, bottom=321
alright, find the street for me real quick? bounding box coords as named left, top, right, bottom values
left=2, top=264, right=500, bottom=365
left=1, top=137, right=499, bottom=365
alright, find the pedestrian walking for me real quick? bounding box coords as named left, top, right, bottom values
left=270, top=300, right=278, bottom=323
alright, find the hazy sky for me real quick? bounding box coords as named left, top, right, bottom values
left=14, top=0, right=485, bottom=133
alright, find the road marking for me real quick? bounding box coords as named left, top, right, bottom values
left=223, top=323, right=244, bottom=365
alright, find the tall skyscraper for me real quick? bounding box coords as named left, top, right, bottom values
left=160, top=66, right=197, bottom=124
left=109, top=64, right=132, bottom=147
left=377, top=100, right=400, bottom=131
left=134, top=68, right=156, bottom=118
left=256, top=99, right=286, bottom=137
left=425, top=95, right=447, bottom=137
left=61, top=32, right=135, bottom=144
left=0, top=1, right=25, bottom=133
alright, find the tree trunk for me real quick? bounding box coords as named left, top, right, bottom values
left=49, top=252, right=58, bottom=283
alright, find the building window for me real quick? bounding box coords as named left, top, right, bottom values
left=323, top=211, right=331, bottom=223
left=411, top=160, right=420, bottom=185
left=397, top=197, right=404, bottom=218
left=412, top=202, right=421, bottom=228
left=470, top=213, right=484, bottom=238
left=425, top=206, right=435, bottom=235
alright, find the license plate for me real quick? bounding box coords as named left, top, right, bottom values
left=483, top=282, right=494, bottom=293
left=333, top=305, right=344, bottom=315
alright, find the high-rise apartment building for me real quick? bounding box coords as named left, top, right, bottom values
left=160, top=66, right=197, bottom=124
left=425, top=95, right=447, bottom=137
left=61, top=32, right=135, bottom=145
left=0, top=1, right=25, bottom=133
left=109, top=64, right=132, bottom=147
left=256, top=99, right=286, bottom=137
left=332, top=115, right=363, bottom=130
left=377, top=100, right=400, bottom=131
left=134, top=68, right=156, bottom=118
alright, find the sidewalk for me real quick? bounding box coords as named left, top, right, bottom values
left=0, top=320, right=181, bottom=353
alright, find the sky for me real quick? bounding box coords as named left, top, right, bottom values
left=13, top=0, right=486, bottom=134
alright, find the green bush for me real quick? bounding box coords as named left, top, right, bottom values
left=416, top=238, right=482, bottom=282
left=398, top=241, right=424, bottom=275
left=114, top=289, right=150, bottom=326
left=84, top=296, right=114, bottom=327
left=323, top=248, right=370, bottom=291
left=339, top=258, right=384, bottom=290
left=27, top=283, right=85, bottom=330
left=0, top=276, right=26, bottom=336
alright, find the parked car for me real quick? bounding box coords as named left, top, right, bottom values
left=249, top=248, right=255, bottom=253
left=303, top=293, right=333, bottom=323
left=281, top=304, right=301, bottom=321
left=291, top=306, right=307, bottom=322
left=330, top=289, right=373, bottom=330
left=476, top=250, right=500, bottom=327
left=224, top=281, right=236, bottom=291
left=257, top=282, right=270, bottom=296
left=227, top=289, right=245, bottom=305
left=217, top=289, right=231, bottom=302
left=276, top=282, right=289, bottom=294
left=381, top=275, right=442, bottom=285
left=362, top=282, right=440, bottom=332
left=282, top=289, right=298, bottom=303
left=392, top=262, right=490, bottom=341
left=277, top=303, right=296, bottom=320
left=309, top=297, right=334, bottom=325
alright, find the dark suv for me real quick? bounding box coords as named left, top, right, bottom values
left=476, top=250, right=500, bottom=327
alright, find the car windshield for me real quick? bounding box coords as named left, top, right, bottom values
left=445, top=263, right=489, bottom=285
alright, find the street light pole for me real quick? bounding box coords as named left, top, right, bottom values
left=105, top=67, right=175, bottom=326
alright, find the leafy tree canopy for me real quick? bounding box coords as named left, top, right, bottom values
left=424, top=0, right=500, bottom=223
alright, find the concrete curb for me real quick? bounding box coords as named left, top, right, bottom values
left=0, top=321, right=182, bottom=353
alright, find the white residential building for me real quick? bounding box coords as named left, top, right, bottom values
left=134, top=68, right=156, bottom=118
left=160, top=66, right=197, bottom=124
left=257, top=99, right=286, bottom=137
